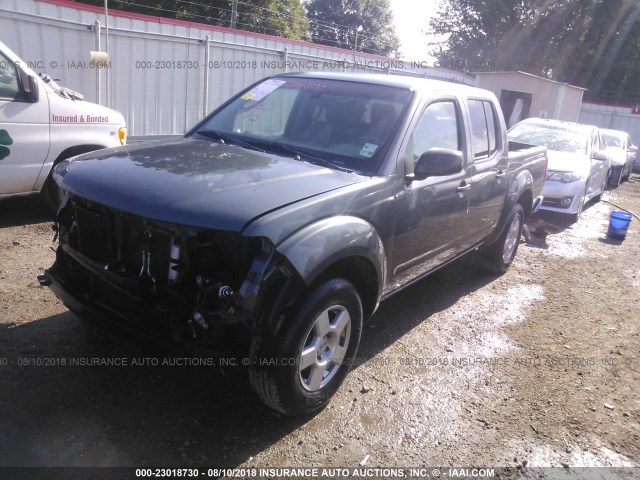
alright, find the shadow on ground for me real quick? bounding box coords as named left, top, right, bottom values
left=0, top=252, right=497, bottom=467
left=0, top=196, right=52, bottom=228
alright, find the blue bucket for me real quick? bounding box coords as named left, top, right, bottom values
left=607, top=211, right=632, bottom=239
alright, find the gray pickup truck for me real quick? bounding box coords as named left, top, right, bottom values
left=41, top=73, right=546, bottom=415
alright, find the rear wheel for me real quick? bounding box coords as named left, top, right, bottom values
left=248, top=278, right=363, bottom=416
left=485, top=203, right=524, bottom=274
left=611, top=168, right=623, bottom=188
left=571, top=185, right=588, bottom=223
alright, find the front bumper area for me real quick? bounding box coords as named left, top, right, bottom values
left=539, top=178, right=586, bottom=215
left=42, top=247, right=193, bottom=350
left=41, top=242, right=250, bottom=352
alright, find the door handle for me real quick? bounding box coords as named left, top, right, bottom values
left=456, top=183, right=471, bottom=192
left=495, top=170, right=507, bottom=179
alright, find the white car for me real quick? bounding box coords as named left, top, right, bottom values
left=600, top=128, right=636, bottom=186
left=508, top=118, right=610, bottom=221
left=0, top=40, right=126, bottom=210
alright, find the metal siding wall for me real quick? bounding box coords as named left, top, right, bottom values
left=0, top=0, right=475, bottom=135
left=579, top=103, right=640, bottom=147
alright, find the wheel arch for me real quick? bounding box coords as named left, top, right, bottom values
left=37, top=144, right=108, bottom=193
left=485, top=171, right=534, bottom=246
left=517, top=188, right=533, bottom=220
left=275, top=215, right=386, bottom=320
left=311, top=255, right=379, bottom=320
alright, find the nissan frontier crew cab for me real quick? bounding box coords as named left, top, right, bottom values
left=40, top=73, right=546, bottom=415
left=0, top=40, right=126, bottom=210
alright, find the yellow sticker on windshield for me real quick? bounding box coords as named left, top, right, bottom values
left=240, top=79, right=286, bottom=102
left=359, top=143, right=378, bottom=157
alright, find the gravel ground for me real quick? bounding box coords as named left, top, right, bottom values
left=0, top=176, right=639, bottom=477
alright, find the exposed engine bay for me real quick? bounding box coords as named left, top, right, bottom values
left=40, top=194, right=293, bottom=348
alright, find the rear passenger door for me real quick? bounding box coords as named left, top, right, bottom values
left=465, top=99, right=509, bottom=242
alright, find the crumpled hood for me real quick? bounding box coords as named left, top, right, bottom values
left=59, top=138, right=365, bottom=231
left=546, top=149, right=589, bottom=176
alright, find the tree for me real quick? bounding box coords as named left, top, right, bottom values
left=306, top=0, right=401, bottom=57
left=428, top=0, right=640, bottom=104
left=73, top=0, right=310, bottom=41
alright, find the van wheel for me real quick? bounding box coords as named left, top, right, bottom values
left=485, top=203, right=524, bottom=274
left=248, top=278, right=363, bottom=416
left=42, top=173, right=64, bottom=213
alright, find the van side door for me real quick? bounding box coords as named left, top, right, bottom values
left=0, top=51, right=50, bottom=196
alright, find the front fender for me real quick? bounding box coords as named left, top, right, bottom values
left=276, top=215, right=386, bottom=299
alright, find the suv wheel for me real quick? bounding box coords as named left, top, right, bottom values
left=486, top=203, right=524, bottom=274
left=248, top=278, right=363, bottom=415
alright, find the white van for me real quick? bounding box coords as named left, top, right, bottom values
left=0, top=40, right=126, bottom=209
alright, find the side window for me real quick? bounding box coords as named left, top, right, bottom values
left=410, top=100, right=460, bottom=165
left=0, top=52, right=20, bottom=100
left=484, top=102, right=497, bottom=153
left=468, top=99, right=500, bottom=159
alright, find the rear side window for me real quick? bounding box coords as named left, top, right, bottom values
left=468, top=99, right=499, bottom=159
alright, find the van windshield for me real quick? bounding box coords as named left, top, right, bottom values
left=192, top=77, right=412, bottom=174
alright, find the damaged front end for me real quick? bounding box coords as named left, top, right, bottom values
left=40, top=194, right=295, bottom=349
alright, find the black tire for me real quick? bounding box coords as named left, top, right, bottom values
left=42, top=173, right=64, bottom=213
left=485, top=203, right=524, bottom=274
left=248, top=278, right=363, bottom=416
left=571, top=184, right=588, bottom=223
left=610, top=168, right=623, bottom=188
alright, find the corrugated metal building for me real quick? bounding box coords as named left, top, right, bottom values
left=475, top=71, right=586, bottom=127
left=579, top=101, right=640, bottom=148
left=0, top=0, right=475, bottom=135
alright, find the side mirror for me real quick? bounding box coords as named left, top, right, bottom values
left=628, top=145, right=638, bottom=153
left=591, top=151, right=608, bottom=161
left=19, top=69, right=39, bottom=103
left=412, top=148, right=463, bottom=180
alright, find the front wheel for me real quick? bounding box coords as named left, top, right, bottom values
left=42, top=173, right=64, bottom=213
left=248, top=278, right=363, bottom=416
left=485, top=203, right=524, bottom=274
left=594, top=172, right=608, bottom=203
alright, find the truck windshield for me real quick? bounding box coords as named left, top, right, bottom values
left=192, top=77, right=412, bottom=174
left=508, top=124, right=588, bottom=155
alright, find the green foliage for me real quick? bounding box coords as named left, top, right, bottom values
left=74, top=0, right=310, bottom=41
left=429, top=0, right=640, bottom=104
left=306, top=0, right=401, bottom=57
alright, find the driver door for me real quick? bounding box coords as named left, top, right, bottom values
left=0, top=50, right=50, bottom=195
left=391, top=98, right=471, bottom=278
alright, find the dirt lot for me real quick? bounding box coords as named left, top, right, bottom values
left=1, top=176, right=639, bottom=476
